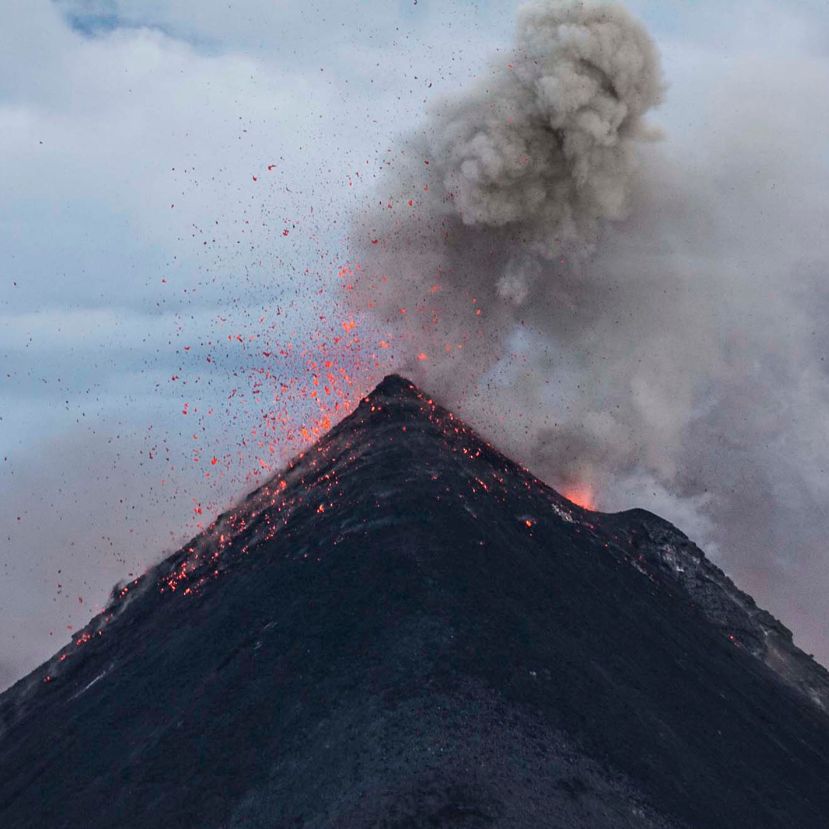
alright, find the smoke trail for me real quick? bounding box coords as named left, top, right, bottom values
left=349, top=0, right=829, bottom=660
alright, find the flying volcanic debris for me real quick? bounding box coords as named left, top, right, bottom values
left=348, top=0, right=829, bottom=664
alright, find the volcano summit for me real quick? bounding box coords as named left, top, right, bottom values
left=1, top=375, right=828, bottom=828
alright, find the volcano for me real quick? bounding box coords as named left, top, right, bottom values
left=1, top=375, right=828, bottom=828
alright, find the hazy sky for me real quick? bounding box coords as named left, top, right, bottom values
left=2, top=0, right=828, bottom=689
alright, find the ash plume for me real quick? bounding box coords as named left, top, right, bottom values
left=351, top=1, right=663, bottom=374
left=351, top=0, right=667, bottom=462
left=349, top=0, right=829, bottom=663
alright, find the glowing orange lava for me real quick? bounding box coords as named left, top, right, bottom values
left=563, top=484, right=595, bottom=511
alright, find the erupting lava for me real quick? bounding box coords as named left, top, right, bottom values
left=562, top=483, right=595, bottom=511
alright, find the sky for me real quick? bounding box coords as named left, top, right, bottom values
left=2, top=0, right=828, bottom=689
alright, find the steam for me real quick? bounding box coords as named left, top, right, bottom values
left=349, top=0, right=829, bottom=660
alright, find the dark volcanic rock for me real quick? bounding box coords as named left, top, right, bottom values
left=1, top=375, right=828, bottom=828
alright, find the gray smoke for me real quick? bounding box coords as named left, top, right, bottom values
left=430, top=1, right=662, bottom=243
left=349, top=0, right=829, bottom=664
left=351, top=0, right=663, bottom=383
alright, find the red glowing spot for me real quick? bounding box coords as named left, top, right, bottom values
left=282, top=229, right=290, bottom=237
left=378, top=340, right=390, bottom=349
left=524, top=519, right=534, bottom=528
left=417, top=352, right=428, bottom=361
left=342, top=320, right=357, bottom=333
left=562, top=484, right=595, bottom=511
left=210, top=456, right=218, bottom=465
left=371, top=239, right=379, bottom=245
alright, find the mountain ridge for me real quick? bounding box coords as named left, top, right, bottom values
left=1, top=374, right=827, bottom=828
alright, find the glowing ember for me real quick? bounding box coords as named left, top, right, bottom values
left=562, top=484, right=595, bottom=511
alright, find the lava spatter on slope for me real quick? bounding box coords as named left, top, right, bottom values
left=1, top=376, right=828, bottom=829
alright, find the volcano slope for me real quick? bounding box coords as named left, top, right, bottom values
left=2, top=375, right=829, bottom=828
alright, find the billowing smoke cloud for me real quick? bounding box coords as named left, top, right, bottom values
left=351, top=0, right=668, bottom=397
left=349, top=0, right=829, bottom=662
left=429, top=1, right=662, bottom=244
left=350, top=0, right=673, bottom=485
